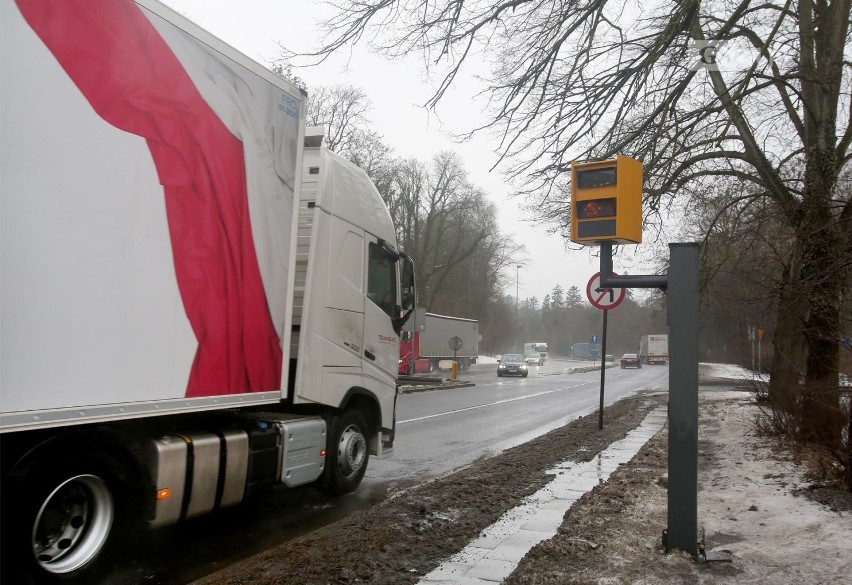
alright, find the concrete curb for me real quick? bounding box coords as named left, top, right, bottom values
left=399, top=381, right=476, bottom=394
left=418, top=407, right=669, bottom=584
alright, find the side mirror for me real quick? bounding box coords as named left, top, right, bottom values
left=400, top=254, right=416, bottom=311
left=392, top=254, right=416, bottom=334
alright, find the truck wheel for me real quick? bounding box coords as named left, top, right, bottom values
left=320, top=409, right=370, bottom=495
left=3, top=451, right=137, bottom=584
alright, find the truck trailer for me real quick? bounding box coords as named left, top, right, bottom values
left=399, top=309, right=479, bottom=373
left=639, top=334, right=669, bottom=364
left=0, top=1, right=416, bottom=582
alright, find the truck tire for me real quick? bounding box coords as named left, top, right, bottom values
left=319, top=409, right=370, bottom=495
left=2, top=450, right=139, bottom=584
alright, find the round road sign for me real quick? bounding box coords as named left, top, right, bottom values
left=449, top=336, right=463, bottom=351
left=586, top=272, right=626, bottom=310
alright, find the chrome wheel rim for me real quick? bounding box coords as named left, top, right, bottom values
left=32, top=474, right=114, bottom=574
left=337, top=425, right=367, bottom=479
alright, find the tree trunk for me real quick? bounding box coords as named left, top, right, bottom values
left=797, top=212, right=844, bottom=449
left=769, top=240, right=807, bottom=414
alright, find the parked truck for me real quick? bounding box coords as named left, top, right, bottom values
left=399, top=309, right=479, bottom=373
left=523, top=342, right=549, bottom=365
left=639, top=334, right=669, bottom=364
left=0, top=1, right=416, bottom=582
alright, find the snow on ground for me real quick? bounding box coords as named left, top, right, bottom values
left=691, top=393, right=852, bottom=583
left=700, top=362, right=755, bottom=380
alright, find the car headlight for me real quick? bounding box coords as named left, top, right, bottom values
left=499, top=363, right=506, bottom=369
left=520, top=363, right=527, bottom=369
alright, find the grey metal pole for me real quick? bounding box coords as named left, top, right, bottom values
left=516, top=265, right=520, bottom=353
left=666, top=243, right=700, bottom=556
left=599, top=309, right=608, bottom=430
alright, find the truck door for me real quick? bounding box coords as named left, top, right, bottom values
left=362, top=240, right=400, bottom=385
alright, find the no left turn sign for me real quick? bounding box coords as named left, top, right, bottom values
left=586, top=272, right=626, bottom=310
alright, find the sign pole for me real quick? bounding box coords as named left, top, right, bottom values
left=599, top=309, right=608, bottom=430
left=586, top=272, right=623, bottom=431
left=449, top=336, right=463, bottom=381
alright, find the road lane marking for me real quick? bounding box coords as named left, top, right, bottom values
left=398, top=390, right=557, bottom=425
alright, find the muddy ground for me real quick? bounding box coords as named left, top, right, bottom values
left=194, top=393, right=664, bottom=585
left=195, top=391, right=851, bottom=585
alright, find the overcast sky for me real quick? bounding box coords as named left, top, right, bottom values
left=160, top=0, right=657, bottom=304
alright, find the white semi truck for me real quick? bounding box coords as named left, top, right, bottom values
left=0, top=1, right=415, bottom=582
left=639, top=334, right=669, bottom=364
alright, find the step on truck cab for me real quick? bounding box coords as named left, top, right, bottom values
left=0, top=1, right=415, bottom=582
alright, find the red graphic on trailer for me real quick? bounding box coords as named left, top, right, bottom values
left=15, top=0, right=282, bottom=396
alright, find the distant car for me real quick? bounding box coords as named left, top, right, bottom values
left=524, top=354, right=543, bottom=366
left=498, top=354, right=529, bottom=377
left=605, top=354, right=614, bottom=362
left=620, top=353, right=641, bottom=368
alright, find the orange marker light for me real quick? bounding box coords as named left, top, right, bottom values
left=320, top=448, right=327, bottom=457
left=156, top=488, right=171, bottom=500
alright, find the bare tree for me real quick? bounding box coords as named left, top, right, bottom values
left=292, top=0, right=852, bottom=448
left=411, top=152, right=502, bottom=309
left=690, top=180, right=793, bottom=370
left=305, top=84, right=372, bottom=154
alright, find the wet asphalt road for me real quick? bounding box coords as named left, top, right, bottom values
left=368, top=359, right=670, bottom=484
left=111, top=359, right=671, bottom=584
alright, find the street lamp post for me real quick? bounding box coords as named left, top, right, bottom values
left=516, top=265, right=522, bottom=353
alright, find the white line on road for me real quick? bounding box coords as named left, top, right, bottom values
left=398, top=390, right=558, bottom=425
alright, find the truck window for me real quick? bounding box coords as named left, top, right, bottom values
left=367, top=242, right=397, bottom=319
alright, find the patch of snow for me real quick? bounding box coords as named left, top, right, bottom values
left=701, top=362, right=767, bottom=383
left=694, top=397, right=852, bottom=583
